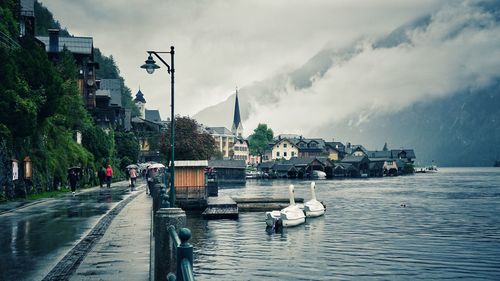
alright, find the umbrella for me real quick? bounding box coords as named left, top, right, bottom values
left=68, top=166, right=82, bottom=171
left=148, top=163, right=165, bottom=169
left=126, top=164, right=139, bottom=169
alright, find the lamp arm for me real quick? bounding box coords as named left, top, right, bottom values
left=149, top=51, right=171, bottom=73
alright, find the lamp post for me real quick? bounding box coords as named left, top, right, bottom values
left=141, top=46, right=176, bottom=207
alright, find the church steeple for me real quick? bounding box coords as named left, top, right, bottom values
left=231, top=87, right=243, bottom=137
left=134, top=88, right=146, bottom=118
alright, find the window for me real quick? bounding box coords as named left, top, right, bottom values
left=276, top=152, right=280, bottom=157
left=284, top=143, right=287, bottom=148
left=284, top=152, right=287, bottom=157
left=292, top=151, right=295, bottom=157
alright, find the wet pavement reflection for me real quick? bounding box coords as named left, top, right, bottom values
left=0, top=186, right=130, bottom=281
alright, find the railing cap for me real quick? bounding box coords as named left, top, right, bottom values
left=179, top=228, right=191, bottom=242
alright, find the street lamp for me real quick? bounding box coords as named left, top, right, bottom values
left=141, top=46, right=176, bottom=207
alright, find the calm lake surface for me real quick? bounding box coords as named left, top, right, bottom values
left=186, top=167, right=500, bottom=280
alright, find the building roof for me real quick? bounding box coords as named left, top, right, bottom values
left=390, top=149, right=416, bottom=159
left=95, top=89, right=111, bottom=98
left=208, top=159, right=246, bottom=169
left=274, top=134, right=301, bottom=141
left=206, top=127, right=234, bottom=136
left=100, top=79, right=122, bottom=106
left=335, top=163, right=358, bottom=171
left=175, top=160, right=208, bottom=167
left=258, top=161, right=275, bottom=169
left=145, top=110, right=161, bottom=122
left=36, top=36, right=93, bottom=55
left=272, top=164, right=297, bottom=172
left=367, top=150, right=392, bottom=159
left=285, top=157, right=320, bottom=166
left=291, top=138, right=327, bottom=151
left=326, top=141, right=345, bottom=151
left=21, top=0, right=34, bottom=14
left=341, top=155, right=368, bottom=163
left=134, top=89, right=146, bottom=103
left=234, top=138, right=249, bottom=145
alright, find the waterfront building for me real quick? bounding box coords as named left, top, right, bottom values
left=233, top=138, right=249, bottom=162
left=270, top=138, right=299, bottom=160
left=37, top=29, right=98, bottom=110
left=206, top=127, right=236, bottom=159
left=208, top=159, right=246, bottom=185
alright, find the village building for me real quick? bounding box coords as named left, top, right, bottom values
left=131, top=89, right=166, bottom=162
left=269, top=138, right=299, bottom=160
left=205, top=89, right=250, bottom=163
left=37, top=29, right=99, bottom=110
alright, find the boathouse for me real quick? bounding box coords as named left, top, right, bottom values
left=174, top=160, right=208, bottom=208
left=208, top=159, right=246, bottom=185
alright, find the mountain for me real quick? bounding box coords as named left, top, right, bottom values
left=194, top=1, right=500, bottom=166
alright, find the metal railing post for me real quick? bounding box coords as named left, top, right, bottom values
left=177, top=228, right=193, bottom=281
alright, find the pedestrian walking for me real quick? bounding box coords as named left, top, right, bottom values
left=129, top=168, right=137, bottom=190
left=98, top=166, right=106, bottom=188
left=105, top=164, right=113, bottom=188
left=68, top=169, right=78, bottom=196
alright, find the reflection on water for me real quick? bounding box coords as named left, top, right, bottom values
left=188, top=168, right=500, bottom=280
left=0, top=187, right=128, bottom=281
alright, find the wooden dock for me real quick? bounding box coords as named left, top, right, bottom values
left=201, top=196, right=306, bottom=219
left=232, top=197, right=304, bottom=212
left=202, top=196, right=239, bottom=219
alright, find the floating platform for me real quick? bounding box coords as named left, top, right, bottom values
left=202, top=196, right=239, bottom=219
left=233, top=197, right=304, bottom=212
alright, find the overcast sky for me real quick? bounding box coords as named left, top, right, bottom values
left=39, top=0, right=449, bottom=121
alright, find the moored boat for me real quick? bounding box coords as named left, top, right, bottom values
left=303, top=182, right=326, bottom=218
left=265, top=184, right=305, bottom=228
left=312, top=170, right=326, bottom=179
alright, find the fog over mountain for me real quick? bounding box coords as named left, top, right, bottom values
left=194, top=1, right=500, bottom=166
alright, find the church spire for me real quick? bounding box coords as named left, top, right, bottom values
left=231, top=87, right=243, bottom=137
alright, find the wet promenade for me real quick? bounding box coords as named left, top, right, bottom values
left=70, top=190, right=151, bottom=281
left=0, top=181, right=152, bottom=281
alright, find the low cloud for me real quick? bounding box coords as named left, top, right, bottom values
left=243, top=1, right=500, bottom=138
left=40, top=0, right=444, bottom=119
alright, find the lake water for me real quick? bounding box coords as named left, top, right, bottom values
left=186, top=167, right=500, bottom=280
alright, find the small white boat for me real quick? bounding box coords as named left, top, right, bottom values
left=265, top=184, right=305, bottom=228
left=303, top=181, right=326, bottom=218
left=245, top=170, right=261, bottom=179
left=312, top=170, right=326, bottom=179
left=425, top=165, right=438, bottom=173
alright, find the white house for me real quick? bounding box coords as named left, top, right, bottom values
left=271, top=138, right=299, bottom=160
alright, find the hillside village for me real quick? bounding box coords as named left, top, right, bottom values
left=2, top=0, right=416, bottom=196
left=134, top=88, right=417, bottom=179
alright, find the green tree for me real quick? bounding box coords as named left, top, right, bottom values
left=248, top=123, right=274, bottom=163
left=159, top=116, right=216, bottom=165
left=115, top=131, right=139, bottom=164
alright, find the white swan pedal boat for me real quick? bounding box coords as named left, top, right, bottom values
left=265, top=184, right=305, bottom=227
left=303, top=181, right=326, bottom=217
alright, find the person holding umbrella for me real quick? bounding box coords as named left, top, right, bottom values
left=68, top=168, right=79, bottom=196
